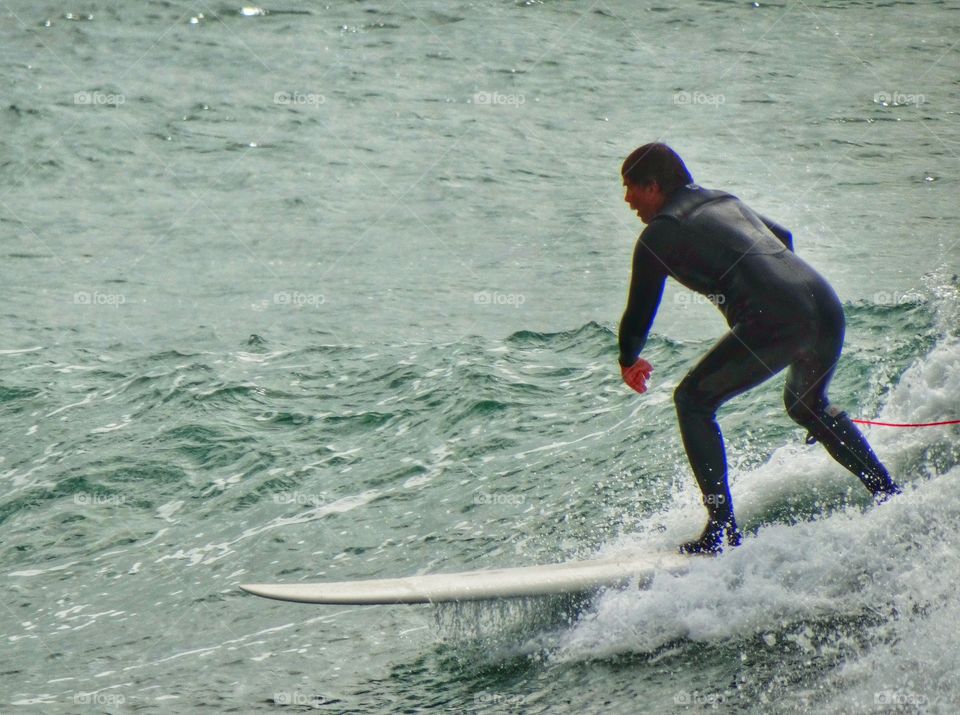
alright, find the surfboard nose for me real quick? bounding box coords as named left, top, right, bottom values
left=240, top=584, right=280, bottom=599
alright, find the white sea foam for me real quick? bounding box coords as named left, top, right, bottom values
left=559, top=295, right=959, bottom=708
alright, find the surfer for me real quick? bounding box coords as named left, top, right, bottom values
left=617, top=143, right=901, bottom=555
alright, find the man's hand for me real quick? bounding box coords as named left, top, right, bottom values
left=621, top=358, right=653, bottom=394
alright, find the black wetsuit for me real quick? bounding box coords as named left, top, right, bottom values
left=619, top=184, right=898, bottom=547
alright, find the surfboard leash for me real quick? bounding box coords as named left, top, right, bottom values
left=851, top=418, right=960, bottom=428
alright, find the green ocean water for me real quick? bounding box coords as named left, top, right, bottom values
left=2, top=1, right=959, bottom=712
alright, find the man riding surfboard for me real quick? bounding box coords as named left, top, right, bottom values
left=617, top=143, right=901, bottom=555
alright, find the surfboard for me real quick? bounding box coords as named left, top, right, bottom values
left=240, top=550, right=689, bottom=604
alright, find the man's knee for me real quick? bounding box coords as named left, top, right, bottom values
left=785, top=394, right=840, bottom=429
left=674, top=377, right=714, bottom=418
left=784, top=395, right=816, bottom=427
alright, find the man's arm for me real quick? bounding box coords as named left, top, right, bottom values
left=758, top=214, right=794, bottom=251
left=618, top=231, right=667, bottom=367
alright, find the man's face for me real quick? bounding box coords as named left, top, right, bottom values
left=623, top=178, right=663, bottom=224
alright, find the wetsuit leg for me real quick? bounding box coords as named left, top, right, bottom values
left=674, top=324, right=794, bottom=551
left=782, top=319, right=899, bottom=496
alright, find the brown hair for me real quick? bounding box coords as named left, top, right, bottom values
left=621, top=143, right=693, bottom=195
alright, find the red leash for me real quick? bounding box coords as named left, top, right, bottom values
left=852, top=418, right=960, bottom=427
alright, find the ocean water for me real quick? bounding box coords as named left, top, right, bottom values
left=2, top=0, right=959, bottom=712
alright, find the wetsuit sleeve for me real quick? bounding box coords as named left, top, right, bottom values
left=758, top=214, right=793, bottom=251
left=618, top=228, right=668, bottom=367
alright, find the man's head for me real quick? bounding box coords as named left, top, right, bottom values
left=621, top=143, right=693, bottom=223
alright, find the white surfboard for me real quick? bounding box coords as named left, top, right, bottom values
left=240, top=550, right=689, bottom=604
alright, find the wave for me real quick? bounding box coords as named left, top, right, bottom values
left=545, top=276, right=960, bottom=710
